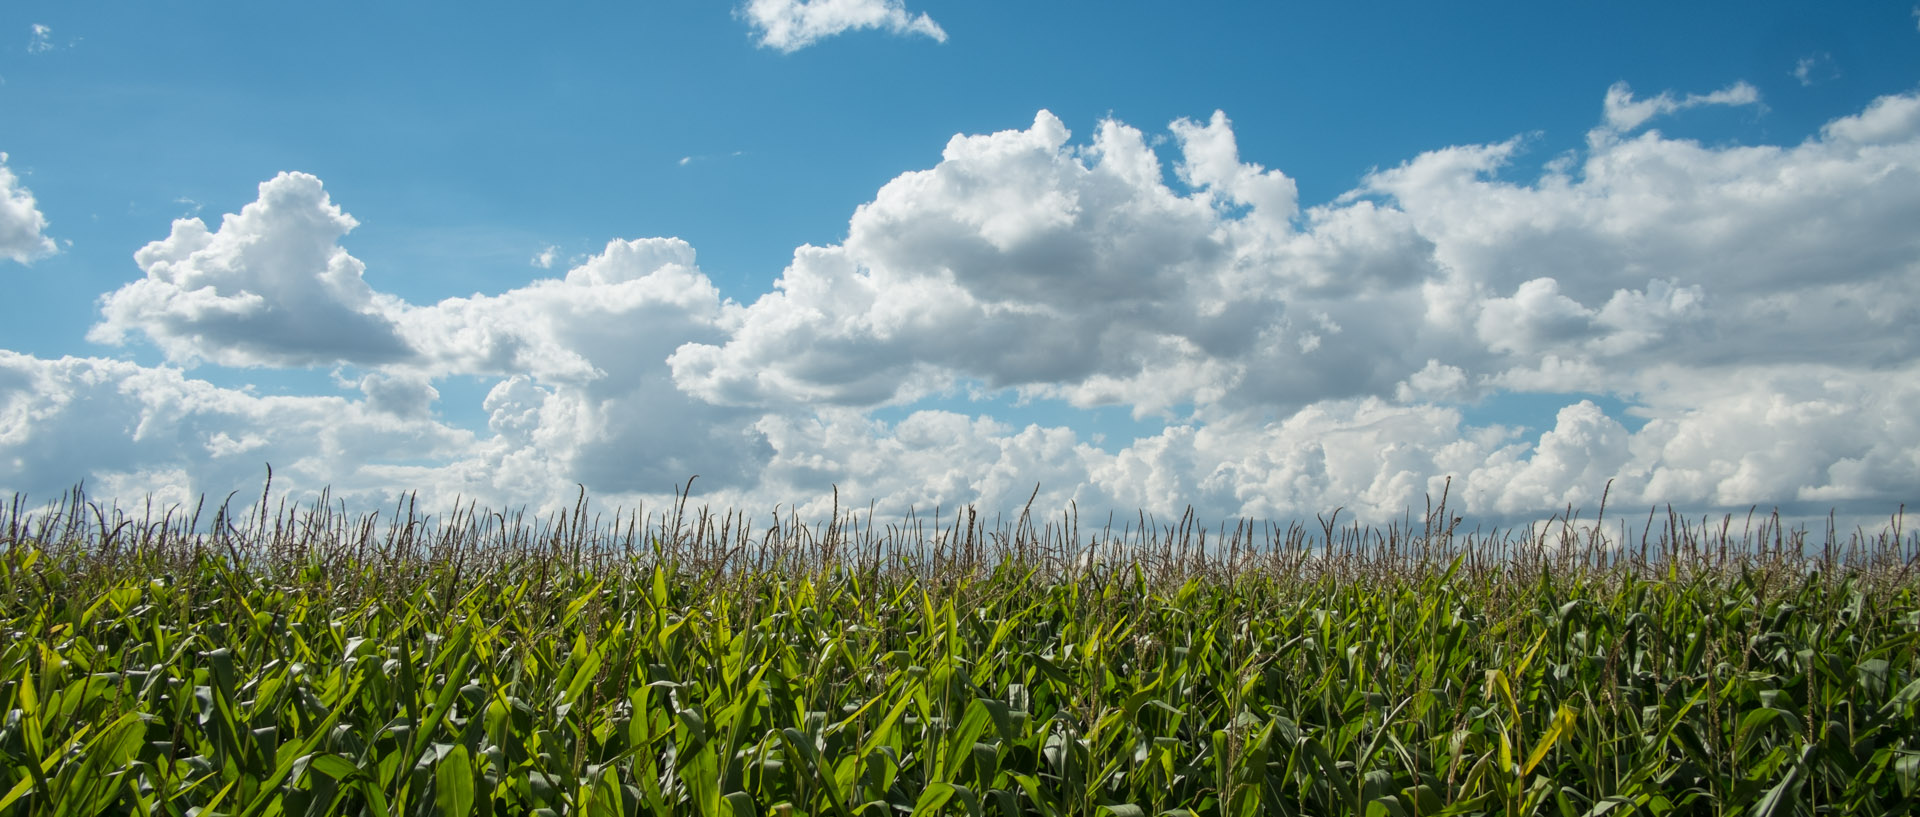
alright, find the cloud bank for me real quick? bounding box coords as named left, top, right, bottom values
left=6, top=83, right=1920, bottom=528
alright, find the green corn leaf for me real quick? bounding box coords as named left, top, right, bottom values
left=916, top=782, right=960, bottom=813
left=1012, top=773, right=1062, bottom=817
left=434, top=744, right=475, bottom=817
left=724, top=792, right=757, bottom=817
left=233, top=665, right=368, bottom=817
left=1750, top=744, right=1815, bottom=817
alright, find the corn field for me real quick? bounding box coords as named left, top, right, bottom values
left=1, top=484, right=1917, bottom=816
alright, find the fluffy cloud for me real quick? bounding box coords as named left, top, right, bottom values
left=90, top=173, right=411, bottom=367
left=399, top=238, right=775, bottom=494
left=78, top=174, right=773, bottom=499
left=0, top=153, right=55, bottom=264
left=668, top=111, right=1432, bottom=417
left=27, top=24, right=51, bottom=54
left=8, top=82, right=1920, bottom=529
left=740, top=0, right=946, bottom=52
left=673, top=85, right=1920, bottom=522
left=398, top=237, right=727, bottom=381
left=1625, top=364, right=1920, bottom=509
left=672, top=86, right=1920, bottom=425
left=357, top=372, right=439, bottom=419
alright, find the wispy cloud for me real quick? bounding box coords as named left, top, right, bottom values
left=1792, top=53, right=1837, bottom=87
left=27, top=23, right=51, bottom=54
left=677, top=150, right=744, bottom=167
left=1598, top=80, right=1760, bottom=134
left=532, top=244, right=559, bottom=269
left=740, top=0, right=946, bottom=53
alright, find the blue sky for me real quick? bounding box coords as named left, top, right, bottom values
left=3, top=1, right=1919, bottom=529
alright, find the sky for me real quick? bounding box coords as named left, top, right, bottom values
left=2, top=1, right=1919, bottom=532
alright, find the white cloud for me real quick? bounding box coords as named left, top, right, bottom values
left=90, top=172, right=412, bottom=367
left=1468, top=400, right=1631, bottom=515
left=391, top=237, right=777, bottom=494
left=358, top=372, right=438, bottom=418
left=1626, top=364, right=1920, bottom=508
left=9, top=82, right=1920, bottom=528
left=667, top=110, right=1413, bottom=418
left=531, top=244, right=559, bottom=269
left=27, top=24, right=51, bottom=54
left=1169, top=110, right=1300, bottom=230
left=0, top=153, right=56, bottom=264
left=79, top=173, right=775, bottom=497
left=740, top=0, right=946, bottom=52
left=674, top=81, right=1908, bottom=424
left=1821, top=91, right=1920, bottom=146
left=1395, top=359, right=1472, bottom=403
left=0, top=351, right=475, bottom=510
left=668, top=85, right=1920, bottom=519
left=1792, top=53, right=1837, bottom=87
left=1598, top=81, right=1760, bottom=134
left=398, top=237, right=727, bottom=381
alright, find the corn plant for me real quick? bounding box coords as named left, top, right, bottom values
left=0, top=484, right=1915, bottom=815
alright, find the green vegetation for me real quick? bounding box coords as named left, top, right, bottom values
left=0, top=483, right=1916, bottom=816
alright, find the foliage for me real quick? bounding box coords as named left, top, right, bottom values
left=0, top=484, right=1915, bottom=815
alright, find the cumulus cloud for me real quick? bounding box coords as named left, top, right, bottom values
left=0, top=153, right=56, bottom=264
left=673, top=83, right=1916, bottom=424
left=670, top=85, right=1920, bottom=520
left=357, top=372, right=439, bottom=419
left=668, top=110, right=1399, bottom=417
left=740, top=0, right=946, bottom=52
left=1170, top=110, right=1300, bottom=229
left=1395, top=360, right=1472, bottom=404
left=10, top=81, right=1920, bottom=528
left=398, top=237, right=727, bottom=382
left=392, top=237, right=775, bottom=493
left=79, top=178, right=774, bottom=497
left=90, top=172, right=411, bottom=367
